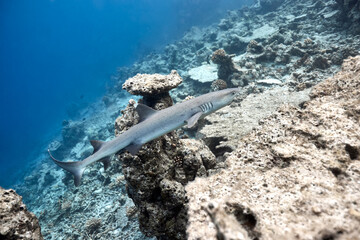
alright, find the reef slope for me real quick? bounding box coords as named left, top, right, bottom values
left=186, top=56, right=360, bottom=239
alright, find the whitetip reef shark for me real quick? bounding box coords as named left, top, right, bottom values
left=49, top=88, right=240, bottom=186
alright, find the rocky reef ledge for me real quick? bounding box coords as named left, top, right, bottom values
left=186, top=56, right=360, bottom=239
left=0, top=187, right=43, bottom=239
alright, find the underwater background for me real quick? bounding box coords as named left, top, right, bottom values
left=1, top=0, right=360, bottom=239
left=0, top=0, right=251, bottom=187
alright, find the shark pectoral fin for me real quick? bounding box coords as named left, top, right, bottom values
left=100, top=156, right=111, bottom=170
left=90, top=140, right=105, bottom=154
left=186, top=112, right=203, bottom=128
left=136, top=103, right=158, bottom=122
left=125, top=143, right=143, bottom=155
left=48, top=149, right=84, bottom=187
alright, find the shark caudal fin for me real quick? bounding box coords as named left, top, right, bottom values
left=48, top=149, right=85, bottom=187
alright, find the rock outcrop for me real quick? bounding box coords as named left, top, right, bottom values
left=211, top=49, right=238, bottom=84
left=116, top=73, right=216, bottom=240
left=0, top=187, right=43, bottom=240
left=186, top=56, right=360, bottom=239
left=198, top=86, right=311, bottom=154
left=122, top=70, right=182, bottom=108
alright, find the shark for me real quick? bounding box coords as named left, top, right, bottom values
left=49, top=88, right=240, bottom=186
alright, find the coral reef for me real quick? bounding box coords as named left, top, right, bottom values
left=247, top=39, right=264, bottom=54
left=186, top=56, right=360, bottom=239
left=211, top=79, right=228, bottom=91
left=10, top=0, right=360, bottom=239
left=211, top=49, right=238, bottom=83
left=0, top=187, right=43, bottom=239
left=115, top=74, right=216, bottom=240
left=113, top=0, right=360, bottom=96
left=122, top=70, right=182, bottom=108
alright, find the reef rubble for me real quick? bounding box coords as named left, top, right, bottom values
left=114, top=0, right=360, bottom=97
left=186, top=56, right=360, bottom=240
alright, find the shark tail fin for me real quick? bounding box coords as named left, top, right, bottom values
left=48, top=149, right=85, bottom=187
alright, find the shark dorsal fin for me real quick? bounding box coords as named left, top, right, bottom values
left=136, top=103, right=157, bottom=122
left=90, top=140, right=105, bottom=154
left=186, top=112, right=203, bottom=128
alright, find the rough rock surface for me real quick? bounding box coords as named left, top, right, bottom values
left=211, top=49, right=238, bottom=83
left=122, top=70, right=183, bottom=108
left=198, top=86, right=311, bottom=153
left=0, top=187, right=43, bottom=240
left=186, top=56, right=360, bottom=239
left=115, top=88, right=216, bottom=240
left=122, top=70, right=182, bottom=96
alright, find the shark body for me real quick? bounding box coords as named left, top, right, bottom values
left=49, top=88, right=240, bottom=186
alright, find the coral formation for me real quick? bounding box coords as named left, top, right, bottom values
left=211, top=79, right=228, bottom=91
left=122, top=70, right=182, bottom=108
left=247, top=39, right=264, bottom=54
left=116, top=75, right=217, bottom=240
left=0, top=188, right=43, bottom=239
left=187, top=64, right=218, bottom=83
left=211, top=49, right=238, bottom=83
left=186, top=56, right=360, bottom=239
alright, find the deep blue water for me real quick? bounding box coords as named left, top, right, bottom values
left=0, top=0, right=250, bottom=188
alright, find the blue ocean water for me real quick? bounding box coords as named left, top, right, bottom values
left=0, top=0, right=251, bottom=188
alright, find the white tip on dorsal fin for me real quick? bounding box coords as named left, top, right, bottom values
left=135, top=103, right=157, bottom=122
left=90, top=140, right=105, bottom=154
left=186, top=112, right=203, bottom=128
